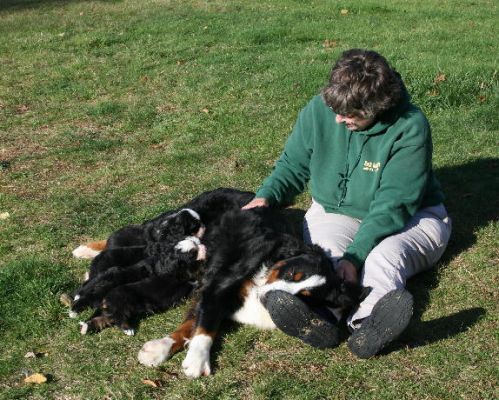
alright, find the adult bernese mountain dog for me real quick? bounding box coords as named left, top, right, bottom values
left=69, top=188, right=367, bottom=377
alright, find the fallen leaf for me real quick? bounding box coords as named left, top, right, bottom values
left=478, top=95, right=487, bottom=103
left=24, top=351, right=49, bottom=359
left=427, top=89, right=439, bottom=97
left=16, top=104, right=29, bottom=114
left=59, top=293, right=73, bottom=307
left=176, top=60, right=186, bottom=66
left=24, top=352, right=36, bottom=358
left=323, top=39, right=338, bottom=48
left=142, top=379, right=162, bottom=388
left=0, top=212, right=9, bottom=220
left=434, top=73, right=446, bottom=84
left=340, top=9, right=349, bottom=15
left=24, top=373, right=47, bottom=384
left=58, top=32, right=65, bottom=37
left=201, top=108, right=209, bottom=114
left=79, top=12, right=84, bottom=16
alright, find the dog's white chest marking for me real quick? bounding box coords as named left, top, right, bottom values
left=182, top=334, right=212, bottom=378
left=231, top=266, right=277, bottom=329
left=175, top=236, right=201, bottom=253
left=231, top=266, right=327, bottom=330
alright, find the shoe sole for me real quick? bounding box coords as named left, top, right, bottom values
left=264, top=290, right=340, bottom=349
left=348, top=289, right=413, bottom=358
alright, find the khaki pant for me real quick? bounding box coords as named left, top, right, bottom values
left=303, top=200, right=452, bottom=329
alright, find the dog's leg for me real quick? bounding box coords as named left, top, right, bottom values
left=72, top=240, right=107, bottom=259
left=138, top=313, right=196, bottom=367
left=181, top=327, right=214, bottom=378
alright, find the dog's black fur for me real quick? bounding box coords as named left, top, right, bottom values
left=71, top=188, right=255, bottom=333
left=71, top=187, right=366, bottom=339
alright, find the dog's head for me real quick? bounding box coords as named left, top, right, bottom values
left=151, top=209, right=204, bottom=242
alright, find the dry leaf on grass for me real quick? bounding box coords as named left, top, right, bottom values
left=323, top=39, right=338, bottom=48
left=59, top=293, right=73, bottom=307
left=0, top=212, right=10, bottom=220
left=16, top=104, right=29, bottom=114
left=201, top=108, right=209, bottom=113
left=340, top=9, right=349, bottom=15
left=24, top=373, right=47, bottom=384
left=434, top=73, right=446, bottom=84
left=142, top=379, right=162, bottom=388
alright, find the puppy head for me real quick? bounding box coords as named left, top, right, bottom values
left=154, top=209, right=203, bottom=241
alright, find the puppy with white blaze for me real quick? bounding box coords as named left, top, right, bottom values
left=138, top=207, right=368, bottom=378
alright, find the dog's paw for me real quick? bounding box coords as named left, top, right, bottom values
left=123, top=328, right=135, bottom=336
left=175, top=236, right=201, bottom=253
left=72, top=245, right=100, bottom=260
left=181, top=335, right=212, bottom=378
left=138, top=337, right=175, bottom=367
left=79, top=321, right=89, bottom=335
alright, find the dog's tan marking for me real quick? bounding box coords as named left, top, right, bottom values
left=293, top=272, right=304, bottom=281
left=170, top=318, right=196, bottom=354
left=87, top=240, right=108, bottom=251
left=299, top=290, right=312, bottom=297
left=266, top=261, right=287, bottom=284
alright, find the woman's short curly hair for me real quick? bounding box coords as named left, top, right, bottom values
left=321, top=49, right=403, bottom=119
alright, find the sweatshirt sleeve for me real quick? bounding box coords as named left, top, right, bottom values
left=342, top=124, right=433, bottom=269
left=255, top=103, right=315, bottom=205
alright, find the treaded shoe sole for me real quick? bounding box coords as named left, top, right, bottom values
left=262, top=290, right=340, bottom=349
left=347, top=289, right=413, bottom=359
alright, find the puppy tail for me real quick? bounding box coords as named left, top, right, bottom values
left=72, top=240, right=108, bottom=259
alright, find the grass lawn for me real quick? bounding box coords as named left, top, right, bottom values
left=0, top=0, right=497, bottom=399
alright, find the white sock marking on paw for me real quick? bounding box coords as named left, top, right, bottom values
left=79, top=321, right=88, bottom=335
left=175, top=236, right=200, bottom=253
left=68, top=310, right=78, bottom=319
left=123, top=329, right=135, bottom=336
left=138, top=337, right=175, bottom=367
left=182, top=334, right=212, bottom=378
left=72, top=245, right=100, bottom=259
left=258, top=275, right=326, bottom=298
left=74, top=295, right=81, bottom=301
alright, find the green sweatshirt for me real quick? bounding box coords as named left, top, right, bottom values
left=255, top=93, right=445, bottom=269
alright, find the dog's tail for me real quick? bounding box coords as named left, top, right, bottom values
left=72, top=240, right=107, bottom=259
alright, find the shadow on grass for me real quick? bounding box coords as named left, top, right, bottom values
left=0, top=0, right=112, bottom=12
left=401, top=157, right=498, bottom=349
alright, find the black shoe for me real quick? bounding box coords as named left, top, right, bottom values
left=347, top=289, right=413, bottom=359
left=262, top=290, right=340, bottom=349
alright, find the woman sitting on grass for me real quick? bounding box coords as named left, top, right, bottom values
left=243, top=49, right=452, bottom=358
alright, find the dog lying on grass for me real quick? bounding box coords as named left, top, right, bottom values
left=69, top=187, right=367, bottom=377
left=69, top=188, right=254, bottom=335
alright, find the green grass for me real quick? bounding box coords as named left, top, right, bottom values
left=0, top=0, right=498, bottom=399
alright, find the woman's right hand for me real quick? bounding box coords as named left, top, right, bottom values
left=241, top=198, right=269, bottom=210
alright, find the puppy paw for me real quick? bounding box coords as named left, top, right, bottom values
left=79, top=321, right=89, bottom=335
left=72, top=245, right=100, bottom=260
left=175, top=236, right=201, bottom=253
left=123, top=328, right=135, bottom=336
left=181, top=335, right=212, bottom=378
left=138, top=337, right=175, bottom=367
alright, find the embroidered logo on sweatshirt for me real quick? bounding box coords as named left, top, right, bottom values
left=363, top=161, right=381, bottom=172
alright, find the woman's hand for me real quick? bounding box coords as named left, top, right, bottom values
left=241, top=198, right=269, bottom=210
left=336, top=259, right=359, bottom=284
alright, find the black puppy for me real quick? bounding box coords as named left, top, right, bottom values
left=70, top=188, right=255, bottom=334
